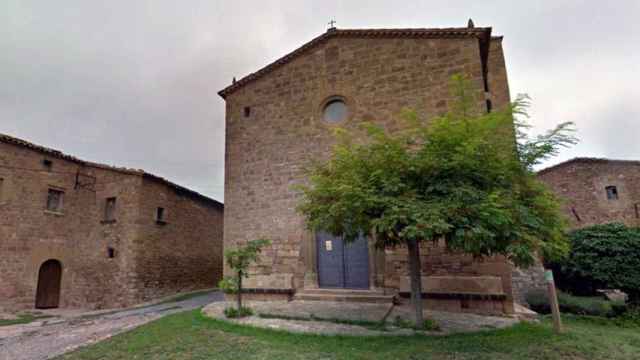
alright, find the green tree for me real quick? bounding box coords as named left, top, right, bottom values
left=219, top=238, right=271, bottom=315
left=549, top=223, right=640, bottom=302
left=296, top=75, right=576, bottom=328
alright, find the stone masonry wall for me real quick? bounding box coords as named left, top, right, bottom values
left=0, top=141, right=139, bottom=311
left=517, top=160, right=640, bottom=305
left=538, top=160, right=640, bottom=229
left=131, top=178, right=224, bottom=303
left=511, top=261, right=546, bottom=305
left=0, top=139, right=224, bottom=312
left=223, top=32, right=516, bottom=308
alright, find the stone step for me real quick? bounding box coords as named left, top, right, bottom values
left=297, top=288, right=387, bottom=296
left=294, top=290, right=395, bottom=304
left=513, top=303, right=539, bottom=321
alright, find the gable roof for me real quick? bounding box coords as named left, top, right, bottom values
left=218, top=26, right=492, bottom=99
left=538, top=157, right=640, bottom=175
left=0, top=132, right=223, bottom=208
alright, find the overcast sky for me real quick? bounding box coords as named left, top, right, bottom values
left=2, top=1, right=639, bottom=202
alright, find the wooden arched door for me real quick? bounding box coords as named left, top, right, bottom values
left=35, top=259, right=62, bottom=309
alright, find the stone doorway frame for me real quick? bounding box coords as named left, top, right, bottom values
left=301, top=230, right=385, bottom=291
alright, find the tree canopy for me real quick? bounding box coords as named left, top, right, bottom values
left=297, top=76, right=576, bottom=267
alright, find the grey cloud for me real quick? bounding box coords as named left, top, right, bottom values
left=2, top=1, right=639, bottom=200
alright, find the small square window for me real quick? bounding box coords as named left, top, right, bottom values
left=107, top=247, right=116, bottom=258
left=244, top=106, right=251, bottom=118
left=47, top=189, right=64, bottom=212
left=104, top=197, right=116, bottom=221
left=605, top=186, right=618, bottom=200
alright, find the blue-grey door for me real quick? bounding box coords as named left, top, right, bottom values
left=317, top=232, right=369, bottom=289
left=344, top=235, right=370, bottom=289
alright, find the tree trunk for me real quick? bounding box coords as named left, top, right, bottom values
left=407, top=238, right=424, bottom=329
left=237, top=271, right=243, bottom=312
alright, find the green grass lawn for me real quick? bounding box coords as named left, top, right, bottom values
left=58, top=310, right=640, bottom=360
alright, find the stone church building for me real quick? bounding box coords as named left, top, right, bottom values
left=538, top=158, right=640, bottom=229
left=0, top=133, right=223, bottom=311
left=219, top=23, right=528, bottom=314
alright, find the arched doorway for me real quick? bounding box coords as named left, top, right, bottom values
left=35, top=259, right=62, bottom=309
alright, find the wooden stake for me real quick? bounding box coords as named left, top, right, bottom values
left=545, top=270, right=563, bottom=334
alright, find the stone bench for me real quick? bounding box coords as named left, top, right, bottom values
left=235, top=274, right=294, bottom=301
left=399, top=275, right=507, bottom=300
left=398, top=275, right=511, bottom=315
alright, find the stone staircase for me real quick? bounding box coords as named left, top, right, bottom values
left=293, top=288, right=395, bottom=304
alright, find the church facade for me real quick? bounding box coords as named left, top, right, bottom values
left=219, top=24, right=520, bottom=314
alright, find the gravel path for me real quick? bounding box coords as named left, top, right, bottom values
left=0, top=291, right=223, bottom=360
left=202, top=300, right=520, bottom=336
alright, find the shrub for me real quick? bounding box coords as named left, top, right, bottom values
left=547, top=223, right=640, bottom=301
left=219, top=238, right=271, bottom=314
left=613, top=306, right=640, bottom=328
left=223, top=306, right=254, bottom=318
left=525, top=289, right=625, bottom=317
left=525, top=289, right=551, bottom=314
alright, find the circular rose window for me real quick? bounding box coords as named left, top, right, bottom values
left=322, top=98, right=348, bottom=123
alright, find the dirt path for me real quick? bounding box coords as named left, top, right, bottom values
left=0, top=291, right=223, bottom=360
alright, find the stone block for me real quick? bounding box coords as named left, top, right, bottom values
left=399, top=276, right=505, bottom=295
left=243, top=273, right=293, bottom=290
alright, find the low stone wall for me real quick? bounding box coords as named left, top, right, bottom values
left=398, top=275, right=511, bottom=315
left=224, top=292, right=293, bottom=302
left=511, top=264, right=546, bottom=306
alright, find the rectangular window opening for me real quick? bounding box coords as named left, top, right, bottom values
left=244, top=106, right=251, bottom=118
left=46, top=189, right=64, bottom=212
left=605, top=186, right=619, bottom=200
left=0, top=178, right=4, bottom=201
left=156, top=207, right=166, bottom=224
left=104, top=197, right=117, bottom=221
left=107, top=247, right=115, bottom=258
left=43, top=159, right=53, bottom=171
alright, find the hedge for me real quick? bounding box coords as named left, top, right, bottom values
left=546, top=223, right=640, bottom=301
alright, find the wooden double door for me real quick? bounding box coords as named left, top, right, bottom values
left=317, top=232, right=370, bottom=289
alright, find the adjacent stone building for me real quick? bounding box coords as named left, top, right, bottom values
left=219, top=24, right=521, bottom=314
left=538, top=158, right=640, bottom=229
left=0, top=133, right=223, bottom=312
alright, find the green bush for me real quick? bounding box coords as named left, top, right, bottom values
left=526, top=290, right=626, bottom=317
left=218, top=277, right=239, bottom=294
left=613, top=306, right=640, bottom=327
left=547, top=223, right=640, bottom=301
left=223, top=306, right=254, bottom=318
